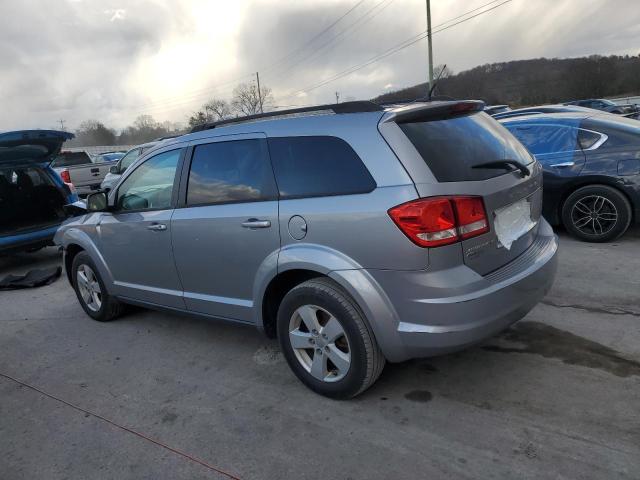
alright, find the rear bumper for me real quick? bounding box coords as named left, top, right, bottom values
left=0, top=225, right=59, bottom=253
left=364, top=219, right=558, bottom=362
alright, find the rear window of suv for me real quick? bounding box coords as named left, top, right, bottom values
left=268, top=136, right=375, bottom=198
left=399, top=112, right=533, bottom=182
left=51, top=151, right=91, bottom=167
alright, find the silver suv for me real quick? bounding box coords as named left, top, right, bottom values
left=55, top=101, right=558, bottom=398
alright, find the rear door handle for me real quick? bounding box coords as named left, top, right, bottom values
left=241, top=219, right=271, bottom=229
left=549, top=161, right=575, bottom=168
left=147, top=223, right=167, bottom=231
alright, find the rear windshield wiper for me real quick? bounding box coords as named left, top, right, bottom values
left=472, top=160, right=530, bottom=178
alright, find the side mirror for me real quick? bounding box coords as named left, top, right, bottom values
left=86, top=191, right=109, bottom=212
left=109, top=165, right=119, bottom=174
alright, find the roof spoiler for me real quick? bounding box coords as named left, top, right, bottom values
left=386, top=100, right=485, bottom=124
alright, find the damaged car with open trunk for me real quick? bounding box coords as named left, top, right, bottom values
left=0, top=130, right=79, bottom=254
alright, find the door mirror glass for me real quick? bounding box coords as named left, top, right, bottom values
left=109, top=165, right=119, bottom=174
left=86, top=191, right=108, bottom=212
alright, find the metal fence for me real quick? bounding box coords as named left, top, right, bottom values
left=64, top=145, right=135, bottom=156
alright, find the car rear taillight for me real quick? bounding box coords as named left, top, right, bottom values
left=60, top=169, right=71, bottom=183
left=388, top=196, right=489, bottom=248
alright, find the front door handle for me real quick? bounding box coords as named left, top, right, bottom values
left=241, top=219, right=271, bottom=229
left=147, top=223, right=167, bottom=231
left=549, top=161, right=575, bottom=168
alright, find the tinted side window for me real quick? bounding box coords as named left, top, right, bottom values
left=508, top=124, right=578, bottom=155
left=187, top=139, right=276, bottom=206
left=577, top=129, right=602, bottom=150
left=119, top=148, right=141, bottom=172
left=117, top=149, right=180, bottom=211
left=268, top=136, right=375, bottom=198
left=52, top=151, right=91, bottom=167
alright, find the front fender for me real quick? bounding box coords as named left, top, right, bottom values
left=57, top=225, right=115, bottom=294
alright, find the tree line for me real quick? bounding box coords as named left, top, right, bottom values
left=374, top=54, right=640, bottom=106
left=68, top=53, right=640, bottom=148
left=66, top=82, right=273, bottom=147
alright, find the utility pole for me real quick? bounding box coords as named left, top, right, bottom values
left=256, top=72, right=263, bottom=113
left=426, top=0, right=434, bottom=90
left=59, top=119, right=66, bottom=130
left=335, top=92, right=340, bottom=104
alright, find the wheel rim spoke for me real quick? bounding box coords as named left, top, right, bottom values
left=574, top=201, right=591, bottom=215
left=326, top=344, right=350, bottom=375
left=321, top=317, right=344, bottom=343
left=310, top=350, right=327, bottom=380
left=574, top=216, right=592, bottom=228
left=289, top=329, right=314, bottom=349
left=297, top=305, right=321, bottom=333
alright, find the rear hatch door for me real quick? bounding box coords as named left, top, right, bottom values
left=387, top=103, right=542, bottom=275
left=0, top=130, right=74, bottom=167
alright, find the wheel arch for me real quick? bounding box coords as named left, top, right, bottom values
left=58, top=228, right=115, bottom=293
left=255, top=244, right=402, bottom=360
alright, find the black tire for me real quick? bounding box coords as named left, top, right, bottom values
left=277, top=277, right=385, bottom=399
left=71, top=251, right=124, bottom=321
left=561, top=185, right=632, bottom=242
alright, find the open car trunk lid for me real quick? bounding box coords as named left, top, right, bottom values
left=0, top=130, right=74, bottom=167
left=386, top=102, right=542, bottom=275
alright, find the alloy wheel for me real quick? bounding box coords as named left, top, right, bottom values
left=288, top=305, right=351, bottom=382
left=570, top=195, right=618, bottom=236
left=77, top=264, right=102, bottom=312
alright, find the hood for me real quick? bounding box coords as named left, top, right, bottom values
left=0, top=130, right=74, bottom=167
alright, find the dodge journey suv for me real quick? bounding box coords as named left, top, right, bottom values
left=55, top=101, right=558, bottom=398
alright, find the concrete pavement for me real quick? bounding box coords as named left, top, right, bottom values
left=1, top=227, right=639, bottom=479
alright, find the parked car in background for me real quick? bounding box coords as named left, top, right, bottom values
left=52, top=150, right=118, bottom=197
left=0, top=130, right=79, bottom=254
left=56, top=100, right=557, bottom=398
left=93, top=151, right=126, bottom=163
left=100, top=137, right=177, bottom=190
left=564, top=98, right=637, bottom=115
left=493, top=104, right=596, bottom=120
left=484, top=104, right=511, bottom=116
left=501, top=112, right=640, bottom=242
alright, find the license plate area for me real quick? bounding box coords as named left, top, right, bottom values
left=493, top=198, right=537, bottom=250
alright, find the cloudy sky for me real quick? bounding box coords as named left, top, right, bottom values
left=1, top=0, right=638, bottom=131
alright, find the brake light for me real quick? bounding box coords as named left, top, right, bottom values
left=60, top=169, right=71, bottom=183
left=453, top=196, right=489, bottom=239
left=388, top=196, right=489, bottom=247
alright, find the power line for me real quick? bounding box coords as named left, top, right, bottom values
left=266, top=0, right=395, bottom=84
left=276, top=0, right=515, bottom=101
left=260, top=0, right=366, bottom=75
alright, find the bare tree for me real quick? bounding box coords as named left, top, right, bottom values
left=231, top=82, right=273, bottom=116
left=204, top=99, right=233, bottom=120
left=434, top=64, right=453, bottom=80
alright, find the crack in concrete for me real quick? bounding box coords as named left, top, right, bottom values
left=541, top=300, right=640, bottom=318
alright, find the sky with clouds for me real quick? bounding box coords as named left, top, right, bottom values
left=1, top=0, right=639, bottom=131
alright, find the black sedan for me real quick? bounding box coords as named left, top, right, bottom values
left=501, top=112, right=640, bottom=242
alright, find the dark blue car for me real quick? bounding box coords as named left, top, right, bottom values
left=501, top=112, right=640, bottom=242
left=0, top=130, right=79, bottom=253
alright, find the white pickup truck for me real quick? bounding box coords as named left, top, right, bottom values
left=51, top=151, right=119, bottom=196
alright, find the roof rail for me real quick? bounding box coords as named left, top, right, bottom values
left=190, top=101, right=383, bottom=133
